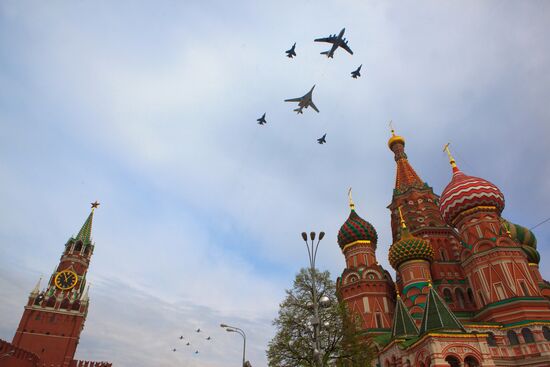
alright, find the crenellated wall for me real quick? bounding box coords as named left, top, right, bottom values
left=0, top=339, right=39, bottom=367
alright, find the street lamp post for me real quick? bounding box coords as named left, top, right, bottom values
left=301, top=231, right=325, bottom=367
left=220, top=323, right=246, bottom=367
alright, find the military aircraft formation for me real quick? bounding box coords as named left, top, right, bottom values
left=257, top=27, right=364, bottom=146
left=170, top=328, right=212, bottom=357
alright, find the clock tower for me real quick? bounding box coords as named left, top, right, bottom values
left=12, top=202, right=100, bottom=367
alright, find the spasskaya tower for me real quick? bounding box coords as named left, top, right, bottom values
left=10, top=202, right=110, bottom=367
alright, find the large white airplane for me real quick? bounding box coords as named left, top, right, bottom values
left=314, top=28, right=353, bottom=58
left=284, top=85, right=319, bottom=114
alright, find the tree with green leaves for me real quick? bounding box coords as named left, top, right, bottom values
left=267, top=268, right=373, bottom=367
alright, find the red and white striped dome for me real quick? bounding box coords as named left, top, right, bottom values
left=439, top=168, right=505, bottom=225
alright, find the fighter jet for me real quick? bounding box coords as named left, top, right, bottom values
left=179, top=336, right=184, bottom=340
left=195, top=350, right=199, bottom=354
left=314, top=28, right=353, bottom=58
left=284, top=85, right=319, bottom=114
left=172, top=348, right=177, bottom=352
left=186, top=342, right=190, bottom=346
left=206, top=336, right=211, bottom=340
left=257, top=113, right=267, bottom=125
left=285, top=43, right=296, bottom=58
left=317, top=134, right=327, bottom=144
left=351, top=64, right=362, bottom=79
left=196, top=328, right=201, bottom=333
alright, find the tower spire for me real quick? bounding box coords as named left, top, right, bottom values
left=348, top=187, right=355, bottom=210
left=387, top=125, right=424, bottom=193
left=443, top=143, right=459, bottom=172
left=76, top=202, right=99, bottom=244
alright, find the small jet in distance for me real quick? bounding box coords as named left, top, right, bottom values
left=314, top=28, right=353, bottom=58
left=186, top=342, right=190, bottom=346
left=285, top=43, right=296, bottom=58
left=317, top=134, right=327, bottom=144
left=172, top=348, right=177, bottom=352
left=206, top=336, right=211, bottom=340
left=257, top=113, right=267, bottom=125
left=179, top=336, right=184, bottom=340
left=284, top=85, right=319, bottom=114
left=351, top=64, right=362, bottom=78
left=196, top=328, right=201, bottom=333
left=195, top=351, right=199, bottom=354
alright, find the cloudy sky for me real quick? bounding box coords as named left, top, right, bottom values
left=1, top=1, right=549, bottom=366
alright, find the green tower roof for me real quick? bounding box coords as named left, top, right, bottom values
left=418, top=284, right=465, bottom=335
left=391, top=295, right=419, bottom=339
left=75, top=203, right=99, bottom=244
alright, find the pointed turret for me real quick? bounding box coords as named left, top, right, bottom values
left=75, top=202, right=99, bottom=244
left=30, top=277, right=42, bottom=296
left=391, top=293, right=419, bottom=339
left=418, top=282, right=465, bottom=335
left=388, top=125, right=424, bottom=194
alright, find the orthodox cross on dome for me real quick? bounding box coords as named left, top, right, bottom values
left=443, top=143, right=457, bottom=169
left=348, top=187, right=355, bottom=210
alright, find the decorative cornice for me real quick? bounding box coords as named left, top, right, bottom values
left=342, top=240, right=371, bottom=252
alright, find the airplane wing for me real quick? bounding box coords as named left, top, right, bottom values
left=314, top=36, right=337, bottom=44
left=309, top=101, right=320, bottom=113
left=338, top=41, right=353, bottom=55
left=285, top=97, right=302, bottom=102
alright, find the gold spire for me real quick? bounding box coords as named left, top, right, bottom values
left=397, top=206, right=406, bottom=229
left=428, top=280, right=432, bottom=288
left=348, top=188, right=355, bottom=210
left=443, top=143, right=457, bottom=168
left=396, top=289, right=401, bottom=299
left=502, top=221, right=512, bottom=238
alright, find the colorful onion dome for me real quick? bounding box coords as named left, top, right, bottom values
left=388, top=208, right=434, bottom=270
left=439, top=145, right=505, bottom=225
left=521, top=245, right=540, bottom=264
left=503, top=220, right=537, bottom=249
left=337, top=189, right=378, bottom=250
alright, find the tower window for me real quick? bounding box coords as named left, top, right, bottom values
left=375, top=313, right=383, bottom=328
left=495, top=284, right=506, bottom=300
left=487, top=332, right=497, bottom=346
left=542, top=326, right=550, bottom=341
left=440, top=249, right=448, bottom=261
left=443, top=289, right=453, bottom=303
left=522, top=328, right=535, bottom=343
left=455, top=288, right=465, bottom=309
left=507, top=330, right=519, bottom=345
left=520, top=281, right=529, bottom=296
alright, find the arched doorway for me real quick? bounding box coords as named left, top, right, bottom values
left=464, top=356, right=480, bottom=367
left=445, top=355, right=460, bottom=367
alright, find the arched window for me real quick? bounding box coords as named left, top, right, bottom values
left=84, top=245, right=91, bottom=256
left=440, top=249, right=448, bottom=261
left=443, top=289, right=453, bottom=303
left=542, top=326, right=550, bottom=341
left=60, top=298, right=70, bottom=310
left=522, top=328, right=535, bottom=343
left=464, top=356, right=480, bottom=367
left=444, top=356, right=460, bottom=367
left=46, top=296, right=56, bottom=308
left=507, top=330, right=519, bottom=345
left=487, top=332, right=497, bottom=346
left=520, top=282, right=529, bottom=296
left=467, top=288, right=475, bottom=306
left=478, top=291, right=486, bottom=307
left=455, top=289, right=465, bottom=308
left=74, top=240, right=83, bottom=253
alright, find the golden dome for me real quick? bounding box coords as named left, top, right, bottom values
left=388, top=129, right=405, bottom=149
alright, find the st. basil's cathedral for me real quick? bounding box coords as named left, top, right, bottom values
left=336, top=130, right=550, bottom=367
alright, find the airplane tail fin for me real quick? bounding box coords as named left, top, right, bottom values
left=320, top=51, right=330, bottom=56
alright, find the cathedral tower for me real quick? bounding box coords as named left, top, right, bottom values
left=336, top=191, right=395, bottom=330
left=12, top=203, right=100, bottom=367
left=387, top=129, right=475, bottom=315
left=439, top=146, right=550, bottom=323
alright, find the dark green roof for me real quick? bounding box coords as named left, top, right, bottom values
left=418, top=285, right=465, bottom=335
left=391, top=296, right=419, bottom=339
left=75, top=210, right=94, bottom=244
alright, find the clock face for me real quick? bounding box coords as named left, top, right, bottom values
left=54, top=270, right=78, bottom=290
